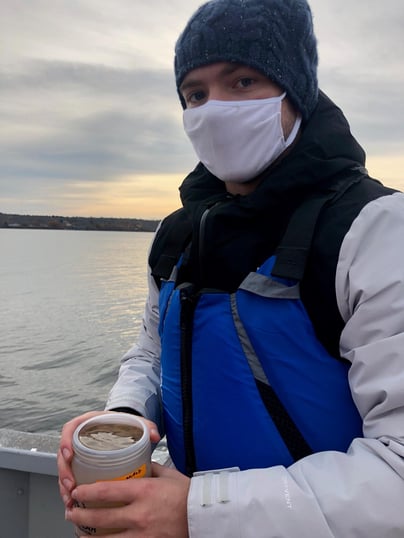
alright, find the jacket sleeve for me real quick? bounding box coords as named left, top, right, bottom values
left=105, top=258, right=164, bottom=435
left=187, top=192, right=404, bottom=538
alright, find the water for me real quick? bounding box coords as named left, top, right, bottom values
left=0, top=228, right=153, bottom=436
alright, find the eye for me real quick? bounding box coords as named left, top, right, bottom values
left=187, top=90, right=207, bottom=106
left=236, top=77, right=255, bottom=88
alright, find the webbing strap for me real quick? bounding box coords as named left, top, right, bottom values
left=255, top=380, right=313, bottom=461
left=272, top=175, right=362, bottom=281
left=272, top=192, right=336, bottom=281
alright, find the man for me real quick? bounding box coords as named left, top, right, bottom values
left=58, top=0, right=404, bottom=536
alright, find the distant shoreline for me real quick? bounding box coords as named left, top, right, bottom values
left=0, top=212, right=159, bottom=233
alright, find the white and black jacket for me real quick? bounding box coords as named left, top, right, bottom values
left=106, top=92, right=404, bottom=537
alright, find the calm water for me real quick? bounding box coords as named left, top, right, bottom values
left=0, top=229, right=153, bottom=435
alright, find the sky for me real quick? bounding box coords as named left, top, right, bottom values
left=1, top=0, right=403, bottom=219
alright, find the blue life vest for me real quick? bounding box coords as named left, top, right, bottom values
left=159, top=252, right=363, bottom=475
left=155, top=186, right=365, bottom=476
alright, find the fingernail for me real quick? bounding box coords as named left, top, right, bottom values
left=63, top=478, right=73, bottom=490
left=63, top=448, right=71, bottom=460
left=63, top=494, right=70, bottom=505
left=65, top=508, right=72, bottom=520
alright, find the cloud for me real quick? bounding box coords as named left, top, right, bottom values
left=0, top=60, right=195, bottom=189
left=319, top=68, right=404, bottom=154
left=312, top=0, right=404, bottom=153
left=1, top=0, right=403, bottom=217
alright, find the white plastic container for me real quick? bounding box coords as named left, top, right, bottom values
left=71, top=413, right=151, bottom=536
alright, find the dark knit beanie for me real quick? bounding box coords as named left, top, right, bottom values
left=175, top=0, right=318, bottom=121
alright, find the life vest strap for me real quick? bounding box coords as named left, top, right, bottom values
left=255, top=379, right=313, bottom=461
left=272, top=173, right=363, bottom=282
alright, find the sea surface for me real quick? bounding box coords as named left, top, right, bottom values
left=0, top=228, right=153, bottom=436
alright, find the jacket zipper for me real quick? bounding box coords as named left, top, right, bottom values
left=198, top=197, right=231, bottom=282
left=180, top=195, right=231, bottom=475
left=180, top=284, right=198, bottom=476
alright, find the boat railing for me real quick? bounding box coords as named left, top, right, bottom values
left=0, top=428, right=73, bottom=537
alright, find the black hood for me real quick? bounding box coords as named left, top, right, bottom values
left=177, top=91, right=366, bottom=290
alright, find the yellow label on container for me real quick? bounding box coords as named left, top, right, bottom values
left=96, top=463, right=148, bottom=483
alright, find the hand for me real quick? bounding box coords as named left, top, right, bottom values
left=65, top=462, right=190, bottom=537
left=57, top=411, right=161, bottom=508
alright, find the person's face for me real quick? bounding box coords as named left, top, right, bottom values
left=179, top=61, right=298, bottom=139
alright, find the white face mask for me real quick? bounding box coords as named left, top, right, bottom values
left=183, top=94, right=301, bottom=183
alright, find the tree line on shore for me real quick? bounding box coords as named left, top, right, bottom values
left=0, top=212, right=159, bottom=232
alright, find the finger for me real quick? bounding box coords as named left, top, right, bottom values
left=59, top=484, right=72, bottom=508
left=58, top=411, right=109, bottom=504
left=58, top=470, right=77, bottom=509
left=60, top=411, right=108, bottom=454
left=58, top=411, right=119, bottom=475
left=138, top=417, right=161, bottom=443
left=66, top=503, right=132, bottom=532
left=74, top=526, right=133, bottom=538
left=72, top=479, right=144, bottom=507
left=57, top=445, right=75, bottom=479
left=65, top=504, right=123, bottom=531
left=74, top=529, right=132, bottom=538
left=57, top=448, right=76, bottom=504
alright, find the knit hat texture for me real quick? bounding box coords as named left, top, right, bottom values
left=175, top=0, right=318, bottom=120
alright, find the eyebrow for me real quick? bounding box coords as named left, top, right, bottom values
left=179, top=78, right=203, bottom=94
left=179, top=63, right=246, bottom=94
